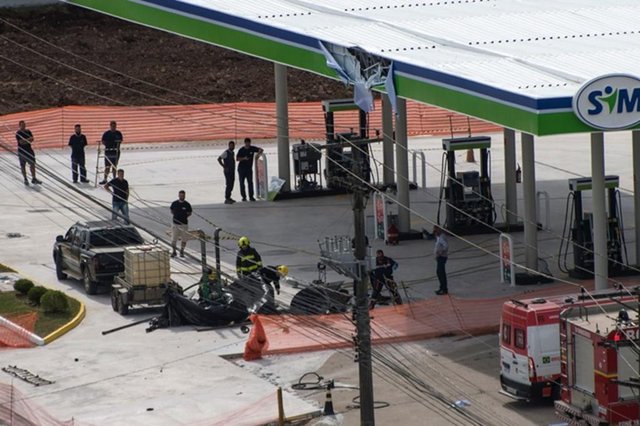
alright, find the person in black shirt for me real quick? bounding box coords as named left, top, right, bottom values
left=99, top=121, right=123, bottom=185
left=169, top=190, right=193, bottom=258
left=104, top=169, right=130, bottom=223
left=68, top=124, right=89, bottom=183
left=15, top=120, right=41, bottom=186
left=259, top=265, right=288, bottom=295
left=236, top=138, right=263, bottom=202
left=217, top=140, right=236, bottom=204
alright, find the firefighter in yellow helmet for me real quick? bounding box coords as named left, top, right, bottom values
left=236, top=236, right=262, bottom=277
left=259, top=264, right=288, bottom=295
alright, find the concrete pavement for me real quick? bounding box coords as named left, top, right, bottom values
left=1, top=129, right=639, bottom=424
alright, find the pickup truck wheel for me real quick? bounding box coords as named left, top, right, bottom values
left=117, top=293, right=129, bottom=315
left=55, top=254, right=67, bottom=280
left=83, top=268, right=98, bottom=295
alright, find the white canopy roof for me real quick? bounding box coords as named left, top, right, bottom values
left=178, top=0, right=640, bottom=99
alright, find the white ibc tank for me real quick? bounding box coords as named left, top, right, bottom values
left=124, top=245, right=170, bottom=286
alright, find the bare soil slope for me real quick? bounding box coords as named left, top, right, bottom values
left=0, top=5, right=350, bottom=115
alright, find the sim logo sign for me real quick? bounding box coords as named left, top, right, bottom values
left=573, top=74, right=640, bottom=130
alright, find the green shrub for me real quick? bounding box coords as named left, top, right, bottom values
left=41, top=290, right=69, bottom=314
left=13, top=279, right=34, bottom=295
left=27, top=286, right=47, bottom=305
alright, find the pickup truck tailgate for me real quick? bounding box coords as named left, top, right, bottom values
left=93, top=248, right=125, bottom=273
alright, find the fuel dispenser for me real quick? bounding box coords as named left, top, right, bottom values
left=437, top=136, right=496, bottom=234
left=292, top=140, right=323, bottom=191
left=558, top=176, right=629, bottom=278
left=323, top=99, right=377, bottom=190
left=280, top=99, right=381, bottom=200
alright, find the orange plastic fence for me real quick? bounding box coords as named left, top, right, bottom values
left=204, top=390, right=281, bottom=426
left=0, top=382, right=75, bottom=425
left=0, top=101, right=501, bottom=150
left=0, top=312, right=37, bottom=349
left=254, top=280, right=605, bottom=356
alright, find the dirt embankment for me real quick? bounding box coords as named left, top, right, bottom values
left=0, top=4, right=350, bottom=115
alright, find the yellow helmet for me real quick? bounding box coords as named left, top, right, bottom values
left=238, top=236, right=250, bottom=248
left=277, top=265, right=289, bottom=276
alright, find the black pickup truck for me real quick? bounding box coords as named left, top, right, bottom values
left=53, top=220, right=144, bottom=294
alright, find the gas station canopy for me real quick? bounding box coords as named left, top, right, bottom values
left=67, top=0, right=640, bottom=136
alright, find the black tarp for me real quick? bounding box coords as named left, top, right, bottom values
left=147, top=275, right=271, bottom=331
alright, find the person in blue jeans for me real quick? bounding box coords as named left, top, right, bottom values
left=236, top=138, right=263, bottom=202
left=433, top=226, right=449, bottom=295
left=104, top=169, right=130, bottom=223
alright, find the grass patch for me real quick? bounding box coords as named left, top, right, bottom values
left=0, top=292, right=32, bottom=316
left=0, top=263, right=16, bottom=273
left=0, top=291, right=81, bottom=338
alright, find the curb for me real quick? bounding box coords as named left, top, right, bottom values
left=0, top=315, right=44, bottom=346
left=43, top=302, right=86, bottom=345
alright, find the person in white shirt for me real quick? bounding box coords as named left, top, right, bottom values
left=433, top=225, right=449, bottom=295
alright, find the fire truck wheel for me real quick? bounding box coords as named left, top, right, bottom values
left=551, top=383, right=561, bottom=401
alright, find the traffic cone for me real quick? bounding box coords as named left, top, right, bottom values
left=323, top=384, right=335, bottom=416
left=466, top=148, right=475, bottom=163
left=243, top=314, right=269, bottom=361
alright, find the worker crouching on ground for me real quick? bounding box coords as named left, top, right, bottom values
left=369, top=249, right=402, bottom=309
left=258, top=265, right=288, bottom=314
left=236, top=236, right=262, bottom=277
left=259, top=264, right=288, bottom=296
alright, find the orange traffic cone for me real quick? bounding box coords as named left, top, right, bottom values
left=243, top=314, right=269, bottom=361
left=323, top=384, right=335, bottom=416
left=466, top=148, right=475, bottom=163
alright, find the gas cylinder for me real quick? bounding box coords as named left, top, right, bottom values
left=386, top=223, right=399, bottom=245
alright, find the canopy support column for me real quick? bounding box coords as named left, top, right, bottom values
left=591, top=132, right=607, bottom=290
left=382, top=94, right=395, bottom=186
left=521, top=133, right=538, bottom=272
left=504, top=129, right=518, bottom=225
left=274, top=63, right=290, bottom=191
left=395, top=98, right=410, bottom=233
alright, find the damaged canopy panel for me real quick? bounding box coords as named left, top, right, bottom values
left=320, top=42, right=396, bottom=112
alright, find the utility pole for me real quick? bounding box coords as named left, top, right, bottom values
left=351, top=161, right=375, bottom=425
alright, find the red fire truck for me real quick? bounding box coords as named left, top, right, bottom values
left=500, top=289, right=638, bottom=401
left=555, top=302, right=639, bottom=425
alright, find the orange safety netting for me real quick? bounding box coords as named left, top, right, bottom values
left=253, top=280, right=604, bottom=356
left=0, top=312, right=37, bottom=349
left=0, top=382, right=76, bottom=426
left=202, top=390, right=282, bottom=426
left=0, top=101, right=501, bottom=150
